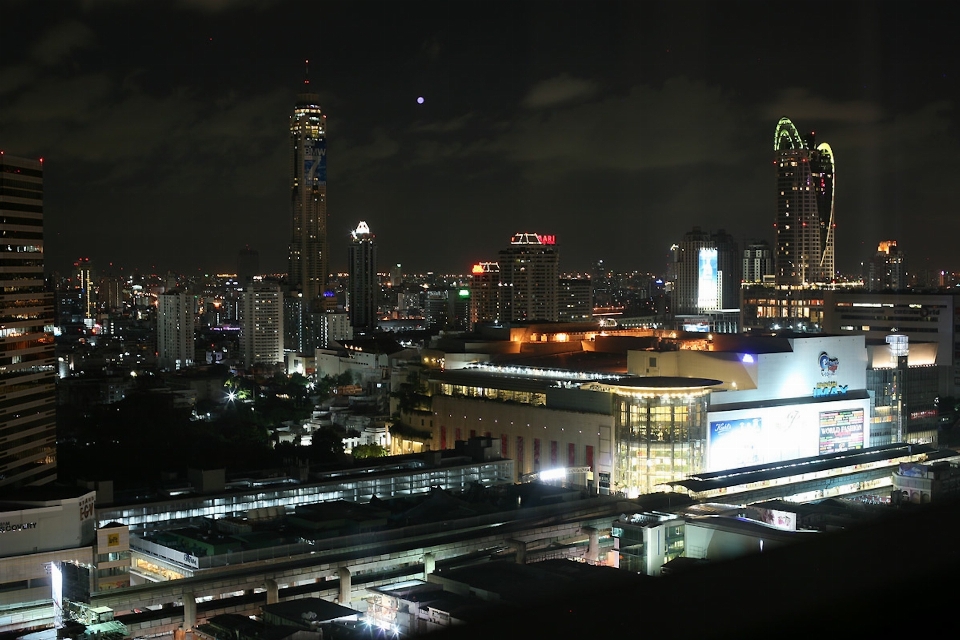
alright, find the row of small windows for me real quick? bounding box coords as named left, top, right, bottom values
left=0, top=177, right=42, bottom=191
left=0, top=187, right=42, bottom=200
left=0, top=165, right=43, bottom=178
left=0, top=201, right=42, bottom=214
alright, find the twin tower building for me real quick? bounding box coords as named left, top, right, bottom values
left=674, top=116, right=837, bottom=315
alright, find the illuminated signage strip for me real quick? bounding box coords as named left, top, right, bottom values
left=469, top=362, right=621, bottom=381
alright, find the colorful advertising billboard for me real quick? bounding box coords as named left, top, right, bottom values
left=697, top=248, right=719, bottom=311
left=818, top=408, right=865, bottom=455
left=708, top=399, right=870, bottom=471
left=755, top=507, right=798, bottom=531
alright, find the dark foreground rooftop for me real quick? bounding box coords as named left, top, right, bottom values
left=431, top=497, right=960, bottom=639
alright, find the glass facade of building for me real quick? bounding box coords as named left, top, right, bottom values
left=589, top=379, right=718, bottom=497
left=437, top=382, right=546, bottom=407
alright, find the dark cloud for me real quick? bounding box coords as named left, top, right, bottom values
left=29, top=21, right=95, bottom=65
left=336, top=128, right=402, bottom=180
left=175, top=0, right=279, bottom=12
left=764, top=88, right=884, bottom=124
left=410, top=112, right=475, bottom=134
left=473, top=78, right=745, bottom=178
left=522, top=74, right=599, bottom=110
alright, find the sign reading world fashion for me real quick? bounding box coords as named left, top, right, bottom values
left=813, top=351, right=848, bottom=397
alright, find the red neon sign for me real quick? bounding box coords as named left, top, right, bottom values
left=537, top=234, right=556, bottom=245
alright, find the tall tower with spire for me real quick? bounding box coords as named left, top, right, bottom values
left=774, top=117, right=836, bottom=285
left=288, top=60, right=328, bottom=303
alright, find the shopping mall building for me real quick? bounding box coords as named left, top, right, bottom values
left=427, top=332, right=881, bottom=497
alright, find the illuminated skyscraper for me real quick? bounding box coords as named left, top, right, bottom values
left=742, top=239, right=774, bottom=284
left=558, top=276, right=593, bottom=321
left=673, top=227, right=738, bottom=315
left=868, top=240, right=907, bottom=291
left=774, top=117, right=836, bottom=285
left=75, top=257, right=94, bottom=321
left=0, top=153, right=56, bottom=487
left=498, top=232, right=559, bottom=322
left=469, top=261, right=502, bottom=328
left=348, top=221, right=378, bottom=332
left=240, top=282, right=284, bottom=369
left=288, top=69, right=328, bottom=303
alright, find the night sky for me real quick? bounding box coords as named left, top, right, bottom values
left=1, top=1, right=957, bottom=277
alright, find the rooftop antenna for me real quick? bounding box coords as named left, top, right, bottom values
left=304, top=59, right=310, bottom=86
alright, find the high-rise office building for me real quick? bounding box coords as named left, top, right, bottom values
left=559, top=276, right=593, bottom=321
left=318, top=312, right=352, bottom=349
left=237, top=245, right=259, bottom=284
left=0, top=154, right=56, bottom=487
left=348, top=221, right=378, bottom=332
left=157, top=289, right=195, bottom=371
left=774, top=117, right=836, bottom=285
left=743, top=240, right=774, bottom=284
left=868, top=241, right=907, bottom=291
left=470, top=262, right=502, bottom=328
left=75, top=257, right=94, bottom=321
left=240, top=282, right=284, bottom=370
left=498, top=232, right=559, bottom=322
left=673, top=227, right=739, bottom=315
left=288, top=75, right=328, bottom=304
left=390, top=263, right=402, bottom=288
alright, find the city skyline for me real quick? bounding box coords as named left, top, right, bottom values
left=1, top=1, right=958, bottom=276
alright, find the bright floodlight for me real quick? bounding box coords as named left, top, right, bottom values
left=539, top=468, right=567, bottom=481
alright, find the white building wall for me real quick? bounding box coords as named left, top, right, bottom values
left=431, top=395, right=613, bottom=484
left=157, top=291, right=194, bottom=370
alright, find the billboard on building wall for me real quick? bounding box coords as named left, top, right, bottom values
left=709, top=417, right=765, bottom=470
left=755, top=508, right=798, bottom=531
left=707, top=398, right=870, bottom=472
left=697, top=248, right=719, bottom=311
left=818, top=408, right=865, bottom=455
left=304, top=139, right=327, bottom=186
